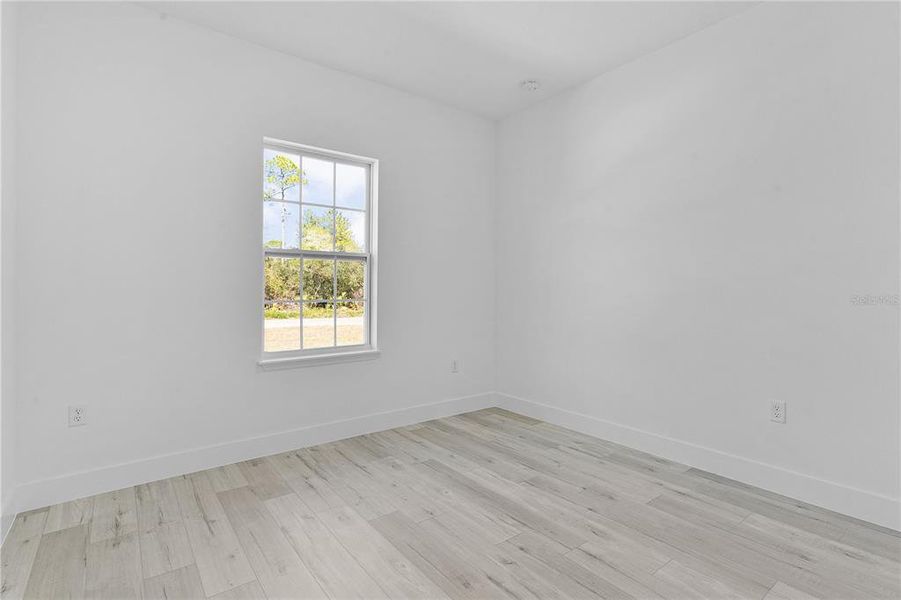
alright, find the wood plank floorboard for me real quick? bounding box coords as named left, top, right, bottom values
left=4, top=408, right=899, bottom=599
left=0, top=510, right=48, bottom=600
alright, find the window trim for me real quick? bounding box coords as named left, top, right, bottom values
left=259, top=137, right=379, bottom=367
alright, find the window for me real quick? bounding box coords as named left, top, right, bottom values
left=261, top=139, right=377, bottom=364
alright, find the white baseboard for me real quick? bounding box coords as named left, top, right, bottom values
left=4, top=389, right=896, bottom=547
left=496, top=392, right=900, bottom=531
left=7, top=392, right=496, bottom=528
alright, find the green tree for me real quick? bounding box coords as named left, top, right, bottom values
left=301, top=210, right=362, bottom=253
left=264, top=155, right=305, bottom=248
left=299, top=210, right=364, bottom=306
left=264, top=155, right=303, bottom=201
left=264, top=257, right=299, bottom=304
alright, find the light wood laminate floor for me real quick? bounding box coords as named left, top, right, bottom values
left=2, top=408, right=899, bottom=599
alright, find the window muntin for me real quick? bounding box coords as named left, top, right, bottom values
left=262, top=141, right=374, bottom=357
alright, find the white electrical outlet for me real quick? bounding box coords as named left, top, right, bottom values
left=770, top=400, right=786, bottom=424
left=68, top=405, right=87, bottom=427
left=451, top=359, right=460, bottom=373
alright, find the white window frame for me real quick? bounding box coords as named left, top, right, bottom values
left=259, top=137, right=379, bottom=368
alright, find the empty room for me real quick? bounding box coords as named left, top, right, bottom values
left=0, top=1, right=898, bottom=599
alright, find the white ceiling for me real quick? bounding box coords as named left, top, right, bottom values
left=145, top=1, right=755, bottom=119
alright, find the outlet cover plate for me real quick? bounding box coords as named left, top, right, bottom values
left=68, top=405, right=87, bottom=427
left=770, top=399, right=786, bottom=424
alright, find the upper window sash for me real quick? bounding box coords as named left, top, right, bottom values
left=263, top=144, right=370, bottom=255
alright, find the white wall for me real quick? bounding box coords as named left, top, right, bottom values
left=496, top=2, right=900, bottom=529
left=9, top=2, right=496, bottom=513
left=1, top=0, right=19, bottom=539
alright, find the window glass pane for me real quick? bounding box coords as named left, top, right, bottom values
left=303, top=302, right=335, bottom=349
left=337, top=301, right=365, bottom=346
left=263, top=201, right=300, bottom=249
left=337, top=260, right=365, bottom=301
left=335, top=209, right=365, bottom=252
left=302, top=258, right=335, bottom=301
left=301, top=205, right=334, bottom=251
left=335, top=163, right=366, bottom=209
left=263, top=149, right=301, bottom=202
left=264, top=257, right=300, bottom=302
left=303, top=156, right=334, bottom=205
left=264, top=302, right=300, bottom=352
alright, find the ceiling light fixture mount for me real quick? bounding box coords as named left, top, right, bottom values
left=520, top=79, right=541, bottom=92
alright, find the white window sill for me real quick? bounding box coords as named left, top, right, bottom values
left=258, top=349, right=380, bottom=370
